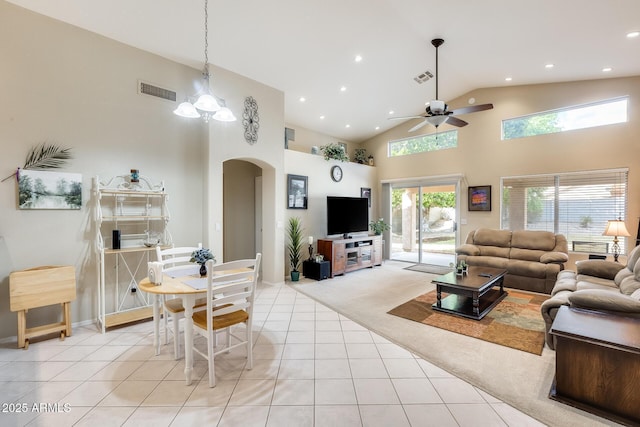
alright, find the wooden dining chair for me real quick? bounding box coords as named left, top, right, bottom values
left=155, top=244, right=203, bottom=359
left=192, top=253, right=261, bottom=387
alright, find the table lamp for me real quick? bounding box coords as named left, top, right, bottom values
left=603, top=218, right=631, bottom=262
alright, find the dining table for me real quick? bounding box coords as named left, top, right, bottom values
left=138, top=265, right=247, bottom=386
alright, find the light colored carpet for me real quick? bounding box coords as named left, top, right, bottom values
left=404, top=263, right=453, bottom=275
left=290, top=261, right=620, bottom=427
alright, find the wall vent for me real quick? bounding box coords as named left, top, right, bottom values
left=413, top=70, right=434, bottom=84
left=138, top=80, right=177, bottom=102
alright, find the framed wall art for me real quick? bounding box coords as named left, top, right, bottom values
left=361, top=187, right=371, bottom=207
left=287, top=174, right=308, bottom=209
left=18, top=170, right=82, bottom=210
left=468, top=185, right=491, bottom=212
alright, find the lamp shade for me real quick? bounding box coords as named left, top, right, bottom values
left=603, top=219, right=631, bottom=237
left=212, top=107, right=236, bottom=122
left=193, top=94, right=221, bottom=112
left=173, top=102, right=201, bottom=118
left=425, top=115, right=449, bottom=127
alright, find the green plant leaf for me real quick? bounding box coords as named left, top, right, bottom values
left=23, top=143, right=73, bottom=170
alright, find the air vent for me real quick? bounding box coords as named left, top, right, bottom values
left=138, top=80, right=177, bottom=102
left=413, top=70, right=434, bottom=84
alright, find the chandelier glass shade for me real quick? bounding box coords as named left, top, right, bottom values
left=173, top=0, right=236, bottom=123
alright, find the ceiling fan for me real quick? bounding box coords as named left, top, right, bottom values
left=391, top=38, right=493, bottom=132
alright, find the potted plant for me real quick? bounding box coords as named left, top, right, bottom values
left=319, top=142, right=349, bottom=162
left=287, top=217, right=304, bottom=281
left=369, top=218, right=390, bottom=235
left=354, top=148, right=367, bottom=164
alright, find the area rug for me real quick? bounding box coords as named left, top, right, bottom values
left=388, top=289, right=548, bottom=355
left=404, top=263, right=452, bottom=275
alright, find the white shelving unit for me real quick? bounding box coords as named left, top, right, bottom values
left=93, top=175, right=172, bottom=333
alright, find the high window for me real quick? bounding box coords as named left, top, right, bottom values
left=501, top=169, right=629, bottom=254
left=502, top=97, right=628, bottom=140
left=388, top=130, right=457, bottom=157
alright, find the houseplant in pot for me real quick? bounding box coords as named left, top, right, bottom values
left=369, top=218, right=390, bottom=235
left=287, top=216, right=304, bottom=281
left=319, top=142, right=349, bottom=162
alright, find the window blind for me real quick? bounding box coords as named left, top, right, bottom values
left=501, top=169, right=628, bottom=254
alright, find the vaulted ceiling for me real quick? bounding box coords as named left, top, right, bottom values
left=7, top=0, right=640, bottom=142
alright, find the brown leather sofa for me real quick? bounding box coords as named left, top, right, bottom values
left=455, top=228, right=569, bottom=294
left=541, top=245, right=640, bottom=349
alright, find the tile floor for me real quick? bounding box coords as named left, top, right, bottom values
left=0, top=282, right=545, bottom=427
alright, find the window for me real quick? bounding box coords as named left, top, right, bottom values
left=501, top=169, right=628, bottom=254
left=388, top=130, right=457, bottom=157
left=502, top=97, right=628, bottom=140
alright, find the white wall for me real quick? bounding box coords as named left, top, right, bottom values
left=283, top=150, right=378, bottom=275
left=0, top=1, right=287, bottom=340
left=362, top=76, right=640, bottom=267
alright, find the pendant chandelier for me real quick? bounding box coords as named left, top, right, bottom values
left=173, top=0, right=236, bottom=122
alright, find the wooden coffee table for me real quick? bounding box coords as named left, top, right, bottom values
left=431, top=266, right=507, bottom=320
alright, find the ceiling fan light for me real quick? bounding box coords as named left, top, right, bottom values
left=426, top=115, right=449, bottom=127
left=194, top=93, right=221, bottom=112
left=173, top=101, right=201, bottom=118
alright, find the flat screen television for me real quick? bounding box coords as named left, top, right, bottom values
left=327, top=196, right=369, bottom=237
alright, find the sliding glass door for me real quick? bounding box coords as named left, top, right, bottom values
left=390, top=182, right=457, bottom=267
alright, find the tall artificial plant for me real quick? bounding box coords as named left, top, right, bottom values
left=287, top=216, right=304, bottom=273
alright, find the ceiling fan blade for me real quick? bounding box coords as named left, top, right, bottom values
left=388, top=115, right=426, bottom=121
left=450, top=103, right=494, bottom=115
left=446, top=116, right=468, bottom=127
left=408, top=120, right=429, bottom=132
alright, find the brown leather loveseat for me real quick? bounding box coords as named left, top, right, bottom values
left=455, top=228, right=569, bottom=294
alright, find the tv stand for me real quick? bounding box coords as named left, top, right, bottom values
left=318, top=235, right=382, bottom=277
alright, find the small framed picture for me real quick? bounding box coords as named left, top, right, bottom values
left=361, top=187, right=371, bottom=207
left=468, top=185, right=491, bottom=211
left=287, top=174, right=308, bottom=209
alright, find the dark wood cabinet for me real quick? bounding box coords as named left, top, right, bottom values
left=549, top=306, right=640, bottom=426
left=318, top=235, right=382, bottom=277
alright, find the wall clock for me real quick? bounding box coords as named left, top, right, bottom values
left=242, top=96, right=259, bottom=145
left=331, top=165, right=343, bottom=182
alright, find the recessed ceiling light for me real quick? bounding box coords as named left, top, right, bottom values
left=627, top=31, right=640, bottom=38
left=340, top=86, right=347, bottom=92
left=345, top=124, right=350, bottom=128
left=388, top=110, right=394, bottom=115
left=299, top=97, right=306, bottom=102
left=319, top=115, right=325, bottom=120
left=505, top=77, right=513, bottom=82
left=355, top=55, right=363, bottom=62
left=375, top=126, right=380, bottom=130
left=545, top=64, right=554, bottom=69
left=602, top=67, right=612, bottom=72
left=468, top=98, right=476, bottom=105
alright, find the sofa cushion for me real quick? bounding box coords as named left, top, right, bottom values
left=614, top=266, right=634, bottom=287
left=465, top=255, right=509, bottom=270
left=625, top=245, right=640, bottom=272
left=568, top=289, right=640, bottom=313
left=577, top=259, right=624, bottom=280
left=455, top=244, right=480, bottom=256
left=511, top=230, right=556, bottom=251
left=507, top=259, right=547, bottom=279
left=471, top=228, right=512, bottom=248
left=632, top=288, right=640, bottom=300
left=479, top=245, right=511, bottom=258
left=576, top=280, right=619, bottom=291
left=510, top=248, right=545, bottom=262
left=619, top=275, right=640, bottom=296
left=540, top=252, right=569, bottom=263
